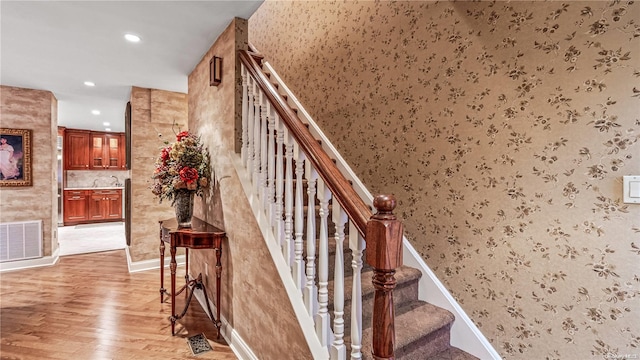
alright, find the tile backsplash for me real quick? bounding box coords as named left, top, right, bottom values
left=66, top=170, right=129, bottom=188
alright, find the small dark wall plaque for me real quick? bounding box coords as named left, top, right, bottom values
left=210, top=56, right=222, bottom=86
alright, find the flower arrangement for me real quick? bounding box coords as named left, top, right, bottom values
left=151, top=131, right=211, bottom=204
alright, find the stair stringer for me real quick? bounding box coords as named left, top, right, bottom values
left=232, top=154, right=330, bottom=360
left=262, top=61, right=502, bottom=360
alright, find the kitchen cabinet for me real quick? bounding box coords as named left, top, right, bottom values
left=90, top=133, right=122, bottom=169
left=88, top=189, right=122, bottom=221
left=64, top=189, right=122, bottom=226
left=64, top=130, right=91, bottom=170
left=64, top=129, right=125, bottom=170
left=63, top=190, right=89, bottom=223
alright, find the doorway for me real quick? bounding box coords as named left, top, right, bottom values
left=58, top=222, right=126, bottom=256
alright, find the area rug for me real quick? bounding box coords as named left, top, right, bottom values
left=187, top=333, right=213, bottom=356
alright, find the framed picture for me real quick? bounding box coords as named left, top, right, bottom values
left=0, top=128, right=32, bottom=187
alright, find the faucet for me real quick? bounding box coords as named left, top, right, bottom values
left=92, top=179, right=99, bottom=188
left=111, top=175, right=122, bottom=187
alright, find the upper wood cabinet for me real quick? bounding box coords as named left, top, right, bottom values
left=90, top=132, right=122, bottom=169
left=64, top=129, right=125, bottom=170
left=65, top=130, right=91, bottom=170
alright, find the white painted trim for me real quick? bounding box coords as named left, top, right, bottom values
left=403, top=243, right=503, bottom=360
left=229, top=329, right=259, bottom=360
left=232, top=153, right=330, bottom=360
left=0, top=247, right=59, bottom=273
left=125, top=245, right=186, bottom=273
left=263, top=61, right=502, bottom=360
left=192, top=289, right=259, bottom=360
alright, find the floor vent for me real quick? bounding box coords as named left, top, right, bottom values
left=0, top=220, right=43, bottom=262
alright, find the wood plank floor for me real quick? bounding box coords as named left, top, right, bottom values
left=0, top=250, right=237, bottom=360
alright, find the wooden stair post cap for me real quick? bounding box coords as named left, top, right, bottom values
left=373, top=194, right=396, bottom=220
left=366, top=194, right=403, bottom=270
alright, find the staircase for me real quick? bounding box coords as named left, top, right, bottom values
left=317, top=207, right=476, bottom=360
left=238, top=49, right=484, bottom=360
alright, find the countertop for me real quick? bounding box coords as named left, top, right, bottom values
left=64, top=187, right=124, bottom=191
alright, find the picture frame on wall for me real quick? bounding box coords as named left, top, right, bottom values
left=0, top=128, right=32, bottom=187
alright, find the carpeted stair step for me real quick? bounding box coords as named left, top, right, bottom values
left=427, top=346, right=480, bottom=360
left=330, top=266, right=422, bottom=337
left=360, top=300, right=455, bottom=360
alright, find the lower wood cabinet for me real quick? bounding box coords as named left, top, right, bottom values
left=64, top=190, right=89, bottom=223
left=64, top=189, right=122, bottom=226
left=89, top=190, right=122, bottom=221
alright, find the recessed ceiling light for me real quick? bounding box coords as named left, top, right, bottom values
left=105, top=128, right=112, bottom=132
left=84, top=81, right=95, bottom=87
left=103, top=122, right=111, bottom=126
left=91, top=110, right=101, bottom=115
left=124, top=33, right=141, bottom=43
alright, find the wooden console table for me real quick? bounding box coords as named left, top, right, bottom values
left=159, top=217, right=226, bottom=337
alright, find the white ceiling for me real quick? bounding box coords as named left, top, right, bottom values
left=1, top=0, right=263, bottom=133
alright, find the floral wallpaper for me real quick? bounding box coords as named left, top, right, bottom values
left=249, top=1, right=640, bottom=359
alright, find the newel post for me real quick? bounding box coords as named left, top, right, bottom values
left=365, top=194, right=403, bottom=360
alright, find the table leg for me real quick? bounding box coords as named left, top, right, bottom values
left=170, top=245, right=177, bottom=336
left=215, top=243, right=222, bottom=338
left=160, top=238, right=165, bottom=303
left=185, top=248, right=190, bottom=283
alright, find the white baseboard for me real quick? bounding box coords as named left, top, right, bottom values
left=228, top=329, right=259, bottom=360
left=192, top=289, right=259, bottom=360
left=0, top=247, right=59, bottom=273
left=125, top=246, right=186, bottom=273
left=403, top=242, right=503, bottom=360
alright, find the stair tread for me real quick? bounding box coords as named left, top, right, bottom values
left=364, top=300, right=454, bottom=347
left=427, top=347, right=480, bottom=360
left=361, top=300, right=455, bottom=359
left=330, top=265, right=422, bottom=302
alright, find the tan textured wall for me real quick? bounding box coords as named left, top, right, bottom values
left=250, top=2, right=640, bottom=359
left=129, top=87, right=188, bottom=263
left=50, top=96, right=58, bottom=255
left=188, top=18, right=312, bottom=359
left=0, top=85, right=58, bottom=256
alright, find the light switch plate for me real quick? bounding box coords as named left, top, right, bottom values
left=623, top=176, right=640, bottom=204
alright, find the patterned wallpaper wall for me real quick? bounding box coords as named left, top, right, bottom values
left=249, top=1, right=640, bottom=359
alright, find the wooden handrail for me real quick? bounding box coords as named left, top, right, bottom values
left=239, top=50, right=371, bottom=237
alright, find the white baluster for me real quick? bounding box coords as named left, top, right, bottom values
left=315, top=178, right=332, bottom=348
left=267, top=107, right=277, bottom=235
left=241, top=65, right=248, bottom=166
left=349, top=223, right=365, bottom=360
left=331, top=205, right=348, bottom=360
left=277, top=121, right=289, bottom=264
left=292, top=144, right=306, bottom=290
left=259, top=96, right=268, bottom=212
left=304, top=161, right=318, bottom=317
left=246, top=78, right=255, bottom=174
left=253, top=90, right=262, bottom=194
